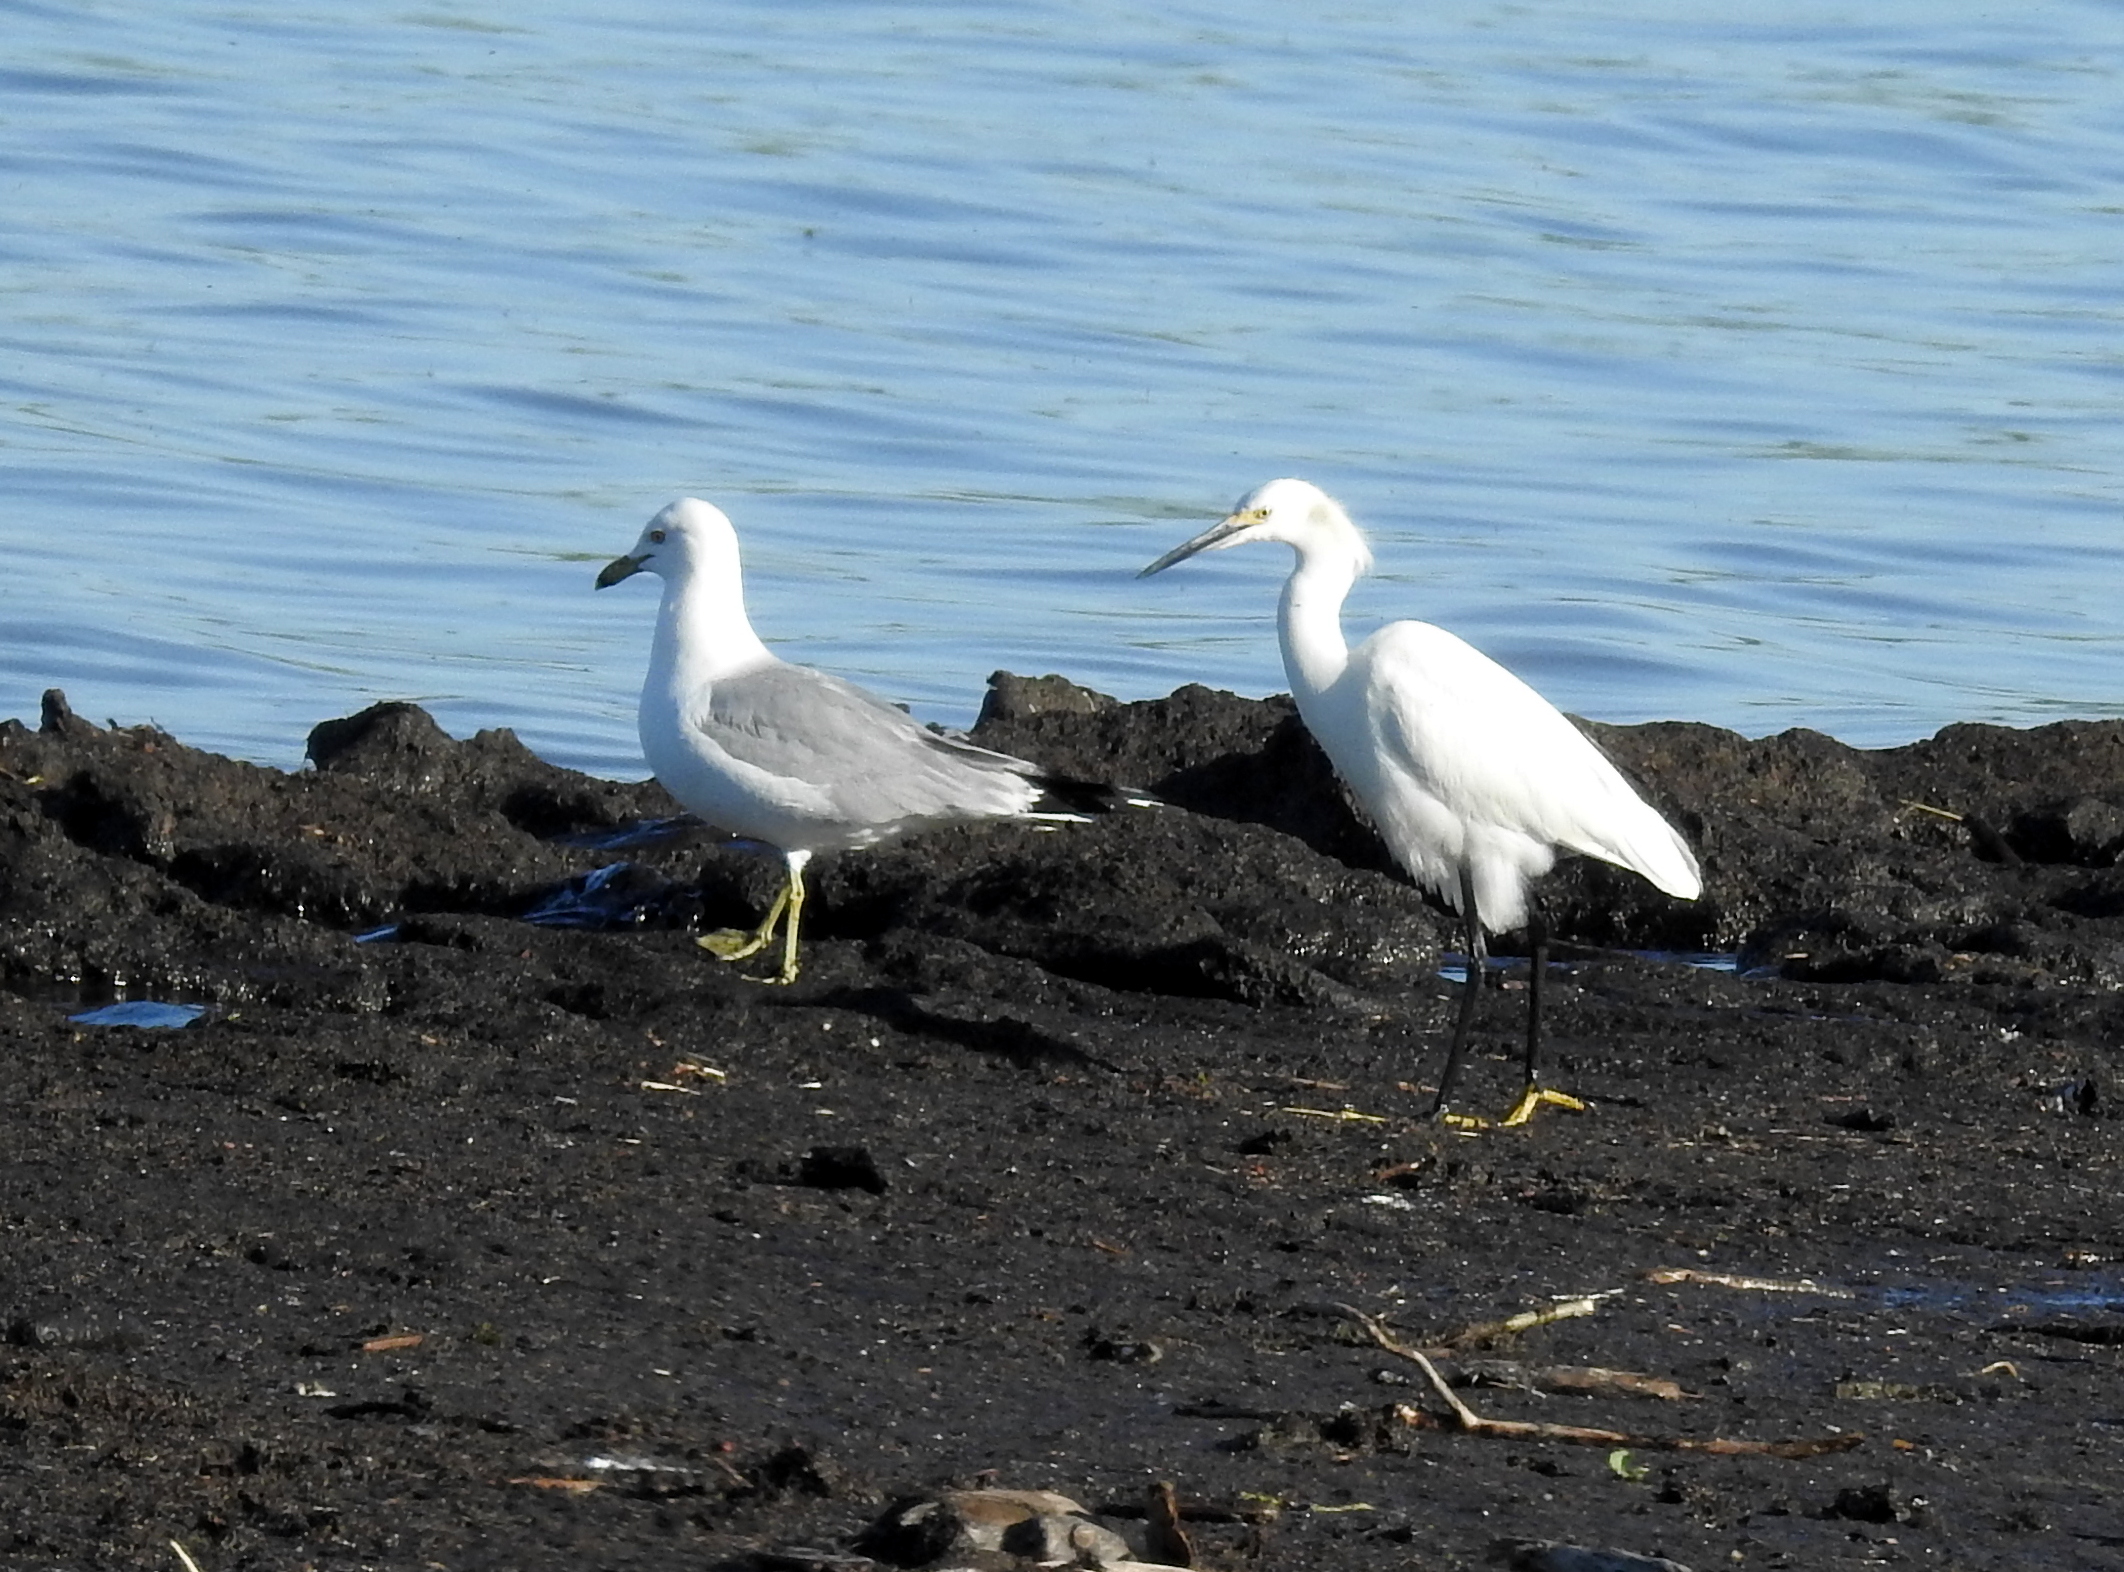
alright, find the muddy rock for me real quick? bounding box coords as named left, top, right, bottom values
left=859, top=1484, right=1188, bottom=1571
left=3, top=677, right=2124, bottom=1570
left=1487, top=1542, right=1695, bottom=1572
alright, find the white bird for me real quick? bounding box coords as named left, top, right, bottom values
left=597, top=497, right=1099, bottom=985
left=1141, top=478, right=1701, bottom=1126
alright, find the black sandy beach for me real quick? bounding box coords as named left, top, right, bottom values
left=4, top=675, right=2123, bottom=1570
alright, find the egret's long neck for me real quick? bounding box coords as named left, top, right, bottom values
left=1276, top=545, right=1356, bottom=702
left=651, top=556, right=772, bottom=691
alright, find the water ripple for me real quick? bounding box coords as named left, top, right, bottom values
left=1, top=2, right=2119, bottom=770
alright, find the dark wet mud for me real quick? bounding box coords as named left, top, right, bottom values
left=4, top=678, right=2124, bottom=1571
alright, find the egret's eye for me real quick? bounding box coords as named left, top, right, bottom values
left=649, top=528, right=667, bottom=544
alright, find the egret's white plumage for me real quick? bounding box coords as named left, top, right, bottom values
left=1141, top=477, right=1701, bottom=1122
left=597, top=497, right=1086, bottom=983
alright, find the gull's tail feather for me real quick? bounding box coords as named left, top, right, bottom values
left=1027, top=774, right=1160, bottom=820
left=919, top=728, right=1159, bottom=818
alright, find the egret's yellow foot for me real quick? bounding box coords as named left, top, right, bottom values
left=1438, top=1086, right=1586, bottom=1133
left=1499, top=1084, right=1587, bottom=1129
left=695, top=868, right=806, bottom=985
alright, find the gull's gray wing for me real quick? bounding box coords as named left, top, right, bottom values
left=693, top=659, right=1042, bottom=826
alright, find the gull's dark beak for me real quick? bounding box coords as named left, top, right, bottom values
left=1138, top=513, right=1252, bottom=578
left=595, top=553, right=646, bottom=589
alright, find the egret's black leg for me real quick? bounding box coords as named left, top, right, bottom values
left=1500, top=904, right=1584, bottom=1127
left=1429, top=863, right=1485, bottom=1120
left=1522, top=908, right=1547, bottom=1090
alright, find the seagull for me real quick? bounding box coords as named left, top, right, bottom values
left=597, top=497, right=1100, bottom=985
left=1141, top=477, right=1701, bottom=1126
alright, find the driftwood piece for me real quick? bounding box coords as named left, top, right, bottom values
left=1449, top=1358, right=1693, bottom=1403
left=1339, top=1302, right=1686, bottom=1399
left=1643, top=1266, right=1854, bottom=1298
left=1144, top=1480, right=1194, bottom=1568
left=1436, top=1296, right=1601, bottom=1350
left=1341, top=1304, right=1862, bottom=1460
left=1396, top=1400, right=1863, bottom=1459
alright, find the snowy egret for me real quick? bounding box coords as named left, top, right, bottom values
left=597, top=497, right=1099, bottom=985
left=1141, top=478, right=1701, bottom=1126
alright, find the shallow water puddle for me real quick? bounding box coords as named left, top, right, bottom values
left=1683, top=1259, right=2124, bottom=1340
left=1877, top=1275, right=2124, bottom=1323
left=1438, top=950, right=1741, bottom=985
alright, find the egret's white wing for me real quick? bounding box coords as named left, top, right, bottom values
left=1354, top=621, right=1700, bottom=914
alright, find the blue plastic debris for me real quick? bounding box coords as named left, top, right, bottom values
left=68, top=1001, right=207, bottom=1029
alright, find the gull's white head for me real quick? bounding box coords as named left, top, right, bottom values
left=595, top=497, right=741, bottom=590
left=1138, top=477, right=1373, bottom=579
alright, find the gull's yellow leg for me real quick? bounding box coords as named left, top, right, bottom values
left=698, top=851, right=808, bottom=984
left=772, top=862, right=805, bottom=985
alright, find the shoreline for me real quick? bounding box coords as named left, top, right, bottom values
left=3, top=676, right=2120, bottom=1570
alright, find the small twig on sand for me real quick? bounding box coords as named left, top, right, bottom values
left=1898, top=799, right=2018, bottom=864
left=1394, top=1394, right=1863, bottom=1458
left=1281, top=1105, right=1389, bottom=1124
left=1336, top=1298, right=1603, bottom=1361
left=1344, top=1294, right=1691, bottom=1399
left=1342, top=1303, right=1671, bottom=1398
left=1454, top=1358, right=1693, bottom=1402
left=1645, top=1267, right=1855, bottom=1298
left=506, top=1476, right=603, bottom=1493
left=1434, top=1296, right=1602, bottom=1350
left=1338, top=1304, right=1858, bottom=1458
left=1145, top=1480, right=1194, bottom=1568
left=169, top=1543, right=205, bottom=1572
left=1403, top=1334, right=1486, bottom=1428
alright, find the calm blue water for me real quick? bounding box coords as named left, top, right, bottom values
left=5, top=3, right=2121, bottom=777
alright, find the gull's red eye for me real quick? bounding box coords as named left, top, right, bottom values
left=649, top=528, right=667, bottom=544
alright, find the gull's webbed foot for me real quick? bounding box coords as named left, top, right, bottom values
left=697, top=885, right=796, bottom=982
left=700, top=926, right=771, bottom=961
